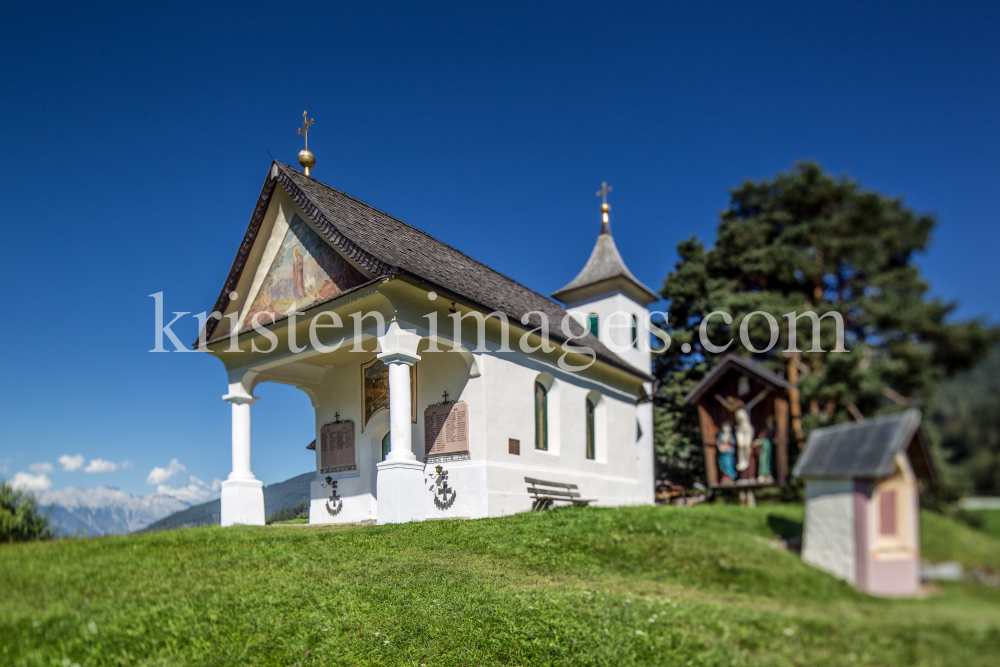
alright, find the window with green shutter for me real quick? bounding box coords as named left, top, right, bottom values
left=534, top=382, right=548, bottom=450
left=585, top=398, right=596, bottom=460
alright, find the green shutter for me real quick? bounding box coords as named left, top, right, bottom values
left=535, top=382, right=548, bottom=450
left=588, top=314, right=598, bottom=337
left=381, top=432, right=391, bottom=461
left=586, top=398, right=596, bottom=460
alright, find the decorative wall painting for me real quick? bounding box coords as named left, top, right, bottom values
left=243, top=213, right=366, bottom=329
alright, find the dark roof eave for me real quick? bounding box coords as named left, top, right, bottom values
left=683, top=353, right=795, bottom=404
left=552, top=274, right=660, bottom=306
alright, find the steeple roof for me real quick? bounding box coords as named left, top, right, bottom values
left=552, top=221, right=659, bottom=306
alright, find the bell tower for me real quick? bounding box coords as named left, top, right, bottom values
left=551, top=182, right=659, bottom=374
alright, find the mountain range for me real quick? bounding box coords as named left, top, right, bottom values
left=39, top=472, right=314, bottom=536
left=142, top=472, right=314, bottom=532
left=38, top=487, right=191, bottom=536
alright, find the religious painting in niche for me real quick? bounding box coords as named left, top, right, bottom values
left=424, top=401, right=470, bottom=456
left=360, top=358, right=417, bottom=430
left=242, top=213, right=366, bottom=329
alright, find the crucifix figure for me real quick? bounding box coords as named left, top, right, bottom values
left=714, top=380, right=771, bottom=474
left=298, top=111, right=314, bottom=150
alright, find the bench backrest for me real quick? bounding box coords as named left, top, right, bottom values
left=525, top=477, right=581, bottom=499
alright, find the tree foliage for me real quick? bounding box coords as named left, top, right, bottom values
left=1, top=480, right=55, bottom=544
left=931, top=345, right=1000, bottom=496
left=654, top=162, right=997, bottom=489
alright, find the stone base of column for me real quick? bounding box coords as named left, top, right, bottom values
left=376, top=459, right=427, bottom=525
left=220, top=478, right=265, bottom=527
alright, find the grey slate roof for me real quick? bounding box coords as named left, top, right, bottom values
left=204, top=162, right=650, bottom=381
left=793, top=409, right=933, bottom=479
left=552, top=222, right=659, bottom=305
left=683, top=353, right=795, bottom=404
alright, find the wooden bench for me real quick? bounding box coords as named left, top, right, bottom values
left=525, top=477, right=594, bottom=510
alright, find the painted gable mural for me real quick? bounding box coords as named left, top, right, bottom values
left=243, top=214, right=366, bottom=329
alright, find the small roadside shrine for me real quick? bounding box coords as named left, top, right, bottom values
left=682, top=353, right=793, bottom=504
left=793, top=409, right=936, bottom=596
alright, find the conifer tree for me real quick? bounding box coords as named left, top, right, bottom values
left=654, top=163, right=996, bottom=490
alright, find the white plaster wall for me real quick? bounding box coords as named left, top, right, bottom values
left=802, top=479, right=856, bottom=584
left=477, top=351, right=648, bottom=516
left=564, top=291, right=651, bottom=374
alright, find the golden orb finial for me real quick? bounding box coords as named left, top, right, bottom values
left=297, top=111, right=315, bottom=176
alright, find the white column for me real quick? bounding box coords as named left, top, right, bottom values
left=375, top=322, right=425, bottom=524
left=220, top=391, right=265, bottom=527
left=385, top=359, right=416, bottom=461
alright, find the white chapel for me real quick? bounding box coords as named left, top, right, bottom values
left=199, top=150, right=659, bottom=526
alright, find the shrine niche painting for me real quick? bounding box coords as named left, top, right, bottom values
left=243, top=213, right=366, bottom=329
left=361, top=358, right=417, bottom=430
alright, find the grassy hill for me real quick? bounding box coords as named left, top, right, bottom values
left=141, top=472, right=314, bottom=532
left=3, top=505, right=1000, bottom=666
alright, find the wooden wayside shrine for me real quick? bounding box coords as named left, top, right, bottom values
left=683, top=353, right=795, bottom=490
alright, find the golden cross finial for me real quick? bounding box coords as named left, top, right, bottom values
left=596, top=181, right=613, bottom=205
left=297, top=111, right=314, bottom=150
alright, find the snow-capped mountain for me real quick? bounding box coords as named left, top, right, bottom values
left=37, top=487, right=191, bottom=536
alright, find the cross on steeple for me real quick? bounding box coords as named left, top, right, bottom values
left=334, top=412, right=340, bottom=422
left=298, top=111, right=314, bottom=150
left=596, top=181, right=613, bottom=205
left=442, top=391, right=450, bottom=403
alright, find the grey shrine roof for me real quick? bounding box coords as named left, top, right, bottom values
left=793, top=409, right=935, bottom=480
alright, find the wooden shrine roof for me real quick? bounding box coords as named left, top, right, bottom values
left=683, top=353, right=794, bottom=405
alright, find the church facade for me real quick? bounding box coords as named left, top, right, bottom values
left=199, top=162, right=658, bottom=526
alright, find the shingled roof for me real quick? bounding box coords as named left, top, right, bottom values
left=683, top=353, right=795, bottom=405
left=552, top=221, right=659, bottom=305
left=793, top=409, right=936, bottom=480
left=204, top=162, right=650, bottom=381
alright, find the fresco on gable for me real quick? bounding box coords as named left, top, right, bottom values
left=243, top=214, right=366, bottom=329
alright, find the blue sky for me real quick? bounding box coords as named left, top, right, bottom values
left=1, top=1, right=997, bottom=497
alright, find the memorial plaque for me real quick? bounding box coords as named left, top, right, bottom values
left=319, top=420, right=356, bottom=472
left=509, top=438, right=520, bottom=455
left=424, top=401, right=470, bottom=456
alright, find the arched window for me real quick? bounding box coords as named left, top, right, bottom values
left=587, top=313, right=599, bottom=337
left=631, top=314, right=639, bottom=349
left=534, top=381, right=548, bottom=450
left=585, top=398, right=596, bottom=460
left=381, top=431, right=391, bottom=462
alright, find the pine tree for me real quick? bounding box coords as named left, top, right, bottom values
left=654, top=163, right=997, bottom=490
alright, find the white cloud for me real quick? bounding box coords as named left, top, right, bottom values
left=146, top=459, right=186, bottom=485
left=84, top=459, right=118, bottom=474
left=29, top=462, right=54, bottom=473
left=58, top=454, right=85, bottom=472
left=156, top=475, right=221, bottom=504
left=11, top=471, right=52, bottom=491
left=120, top=460, right=135, bottom=470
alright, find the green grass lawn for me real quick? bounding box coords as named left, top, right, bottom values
left=2, top=505, right=1000, bottom=666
